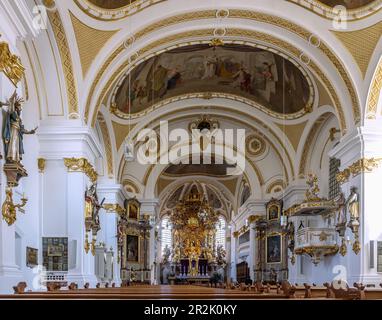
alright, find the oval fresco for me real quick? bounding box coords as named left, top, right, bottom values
left=317, top=0, right=375, bottom=9
left=113, top=44, right=312, bottom=116
left=87, top=0, right=135, bottom=9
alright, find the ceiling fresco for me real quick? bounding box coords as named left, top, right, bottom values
left=86, top=0, right=136, bottom=9
left=113, top=44, right=312, bottom=116
left=317, top=0, right=375, bottom=9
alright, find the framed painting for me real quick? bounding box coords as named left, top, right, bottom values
left=26, top=247, right=38, bottom=268
left=266, top=198, right=282, bottom=221
left=266, top=233, right=282, bottom=264
left=47, top=244, right=65, bottom=257
left=42, top=237, right=68, bottom=271
left=126, top=234, right=140, bottom=263
left=126, top=198, right=140, bottom=220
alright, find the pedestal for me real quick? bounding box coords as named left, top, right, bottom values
left=3, top=162, right=28, bottom=187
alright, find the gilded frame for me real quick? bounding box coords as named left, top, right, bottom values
left=126, top=198, right=141, bottom=220
left=266, top=232, right=283, bottom=264
left=26, top=247, right=38, bottom=268
left=125, top=234, right=140, bottom=263
left=266, top=199, right=283, bottom=221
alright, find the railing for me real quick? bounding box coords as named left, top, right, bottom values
left=294, top=227, right=339, bottom=265
left=295, top=227, right=337, bottom=248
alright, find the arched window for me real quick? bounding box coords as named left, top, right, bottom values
left=215, top=216, right=226, bottom=249
left=160, top=216, right=172, bottom=255
left=329, top=157, right=341, bottom=199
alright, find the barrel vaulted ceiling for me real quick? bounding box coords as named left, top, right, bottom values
left=18, top=0, right=382, bottom=196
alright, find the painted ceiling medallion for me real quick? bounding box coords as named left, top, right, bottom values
left=112, top=44, right=313, bottom=118
left=86, top=0, right=136, bottom=9
left=246, top=135, right=266, bottom=157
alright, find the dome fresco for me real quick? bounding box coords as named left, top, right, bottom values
left=114, top=44, right=312, bottom=116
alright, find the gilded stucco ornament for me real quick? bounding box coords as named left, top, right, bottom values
left=0, top=39, right=25, bottom=86
left=38, top=158, right=46, bottom=173
left=305, top=173, right=321, bottom=201
left=2, top=188, right=28, bottom=226
left=64, top=158, right=98, bottom=182
left=103, top=203, right=126, bottom=216
left=339, top=238, right=347, bottom=257
left=337, top=158, right=382, bottom=184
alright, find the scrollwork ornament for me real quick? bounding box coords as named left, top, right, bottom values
left=0, top=40, right=25, bottom=86
left=64, top=158, right=98, bottom=182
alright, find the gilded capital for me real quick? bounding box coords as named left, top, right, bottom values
left=38, top=158, right=46, bottom=173
left=64, top=158, right=98, bottom=182
left=248, top=215, right=261, bottom=224
left=103, top=203, right=126, bottom=216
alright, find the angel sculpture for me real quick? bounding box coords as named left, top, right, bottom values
left=0, top=91, right=37, bottom=163
left=305, top=173, right=321, bottom=201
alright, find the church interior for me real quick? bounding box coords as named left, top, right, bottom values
left=0, top=0, right=381, bottom=300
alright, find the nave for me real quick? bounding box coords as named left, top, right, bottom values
left=0, top=0, right=382, bottom=301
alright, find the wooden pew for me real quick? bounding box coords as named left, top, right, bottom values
left=13, top=282, right=27, bottom=294
left=281, top=280, right=296, bottom=298
left=47, top=283, right=61, bottom=292
left=68, top=283, right=78, bottom=290
left=323, top=281, right=365, bottom=300
left=303, top=283, right=312, bottom=298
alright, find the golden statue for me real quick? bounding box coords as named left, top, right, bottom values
left=305, top=173, right=321, bottom=201
left=0, top=41, right=25, bottom=86
left=2, top=187, right=27, bottom=226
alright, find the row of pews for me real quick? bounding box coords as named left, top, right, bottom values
left=211, top=280, right=382, bottom=300
left=2, top=281, right=382, bottom=300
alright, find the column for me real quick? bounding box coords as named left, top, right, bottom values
left=248, top=222, right=256, bottom=282
left=329, top=126, right=382, bottom=285
left=230, top=227, right=237, bottom=283
left=65, top=160, right=98, bottom=286
left=97, top=183, right=126, bottom=286
left=140, top=199, right=159, bottom=284
left=38, top=124, right=102, bottom=287
left=225, top=226, right=231, bottom=283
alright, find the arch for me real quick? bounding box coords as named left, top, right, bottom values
left=366, top=55, right=382, bottom=120
left=82, top=10, right=361, bottom=134
left=114, top=99, right=303, bottom=182
left=298, top=109, right=339, bottom=176
left=144, top=148, right=262, bottom=201
left=158, top=177, right=235, bottom=221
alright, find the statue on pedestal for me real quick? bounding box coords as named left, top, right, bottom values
left=346, top=187, right=360, bottom=234
left=0, top=91, right=37, bottom=163
left=84, top=183, right=105, bottom=255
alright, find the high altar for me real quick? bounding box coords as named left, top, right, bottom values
left=165, top=188, right=225, bottom=283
